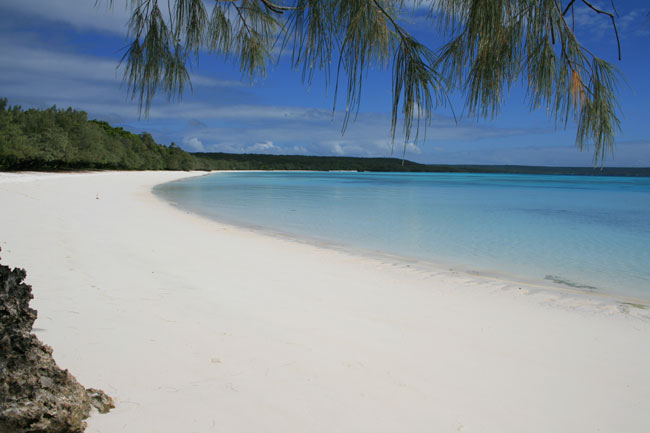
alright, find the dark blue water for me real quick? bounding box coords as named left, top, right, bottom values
left=155, top=172, right=650, bottom=300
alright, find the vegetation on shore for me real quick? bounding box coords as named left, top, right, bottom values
left=0, top=99, right=207, bottom=171
left=1, top=100, right=648, bottom=176
left=192, top=153, right=650, bottom=176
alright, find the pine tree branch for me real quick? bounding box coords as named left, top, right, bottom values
left=371, top=0, right=406, bottom=40
left=232, top=3, right=252, bottom=37
left=562, top=0, right=576, bottom=16
left=581, top=0, right=621, bottom=60
left=258, top=0, right=296, bottom=14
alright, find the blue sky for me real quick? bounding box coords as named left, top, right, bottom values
left=0, top=0, right=648, bottom=166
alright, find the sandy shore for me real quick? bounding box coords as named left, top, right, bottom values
left=1, top=171, right=649, bottom=433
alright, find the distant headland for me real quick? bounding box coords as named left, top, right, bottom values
left=1, top=100, right=648, bottom=176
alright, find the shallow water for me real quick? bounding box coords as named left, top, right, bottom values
left=155, top=172, right=650, bottom=300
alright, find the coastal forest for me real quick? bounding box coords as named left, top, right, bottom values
left=1, top=100, right=647, bottom=176
left=0, top=99, right=204, bottom=171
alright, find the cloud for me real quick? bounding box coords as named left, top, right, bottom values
left=0, top=32, right=556, bottom=165
left=0, top=43, right=120, bottom=84
left=187, top=119, right=207, bottom=128
left=168, top=102, right=537, bottom=162
left=248, top=140, right=278, bottom=153
left=572, top=3, right=648, bottom=42
left=0, top=0, right=131, bottom=36
left=620, top=10, right=650, bottom=38
left=3, top=0, right=643, bottom=167
left=292, top=145, right=308, bottom=153
left=0, top=39, right=247, bottom=120
left=189, top=75, right=246, bottom=88
left=329, top=142, right=345, bottom=156
left=182, top=136, right=205, bottom=152
left=0, top=36, right=240, bottom=90
left=147, top=104, right=332, bottom=122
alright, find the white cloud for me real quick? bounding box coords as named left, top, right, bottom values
left=5, top=0, right=640, bottom=166
left=292, top=145, right=308, bottom=153
left=329, top=142, right=345, bottom=155
left=147, top=104, right=332, bottom=122
left=182, top=136, right=205, bottom=152
left=0, top=39, right=246, bottom=120
left=0, top=47, right=120, bottom=84
left=171, top=103, right=539, bottom=162
left=0, top=36, right=240, bottom=88
left=0, top=35, right=549, bottom=163
left=189, top=75, right=246, bottom=88
left=0, top=0, right=131, bottom=36
left=572, top=3, right=647, bottom=42
left=248, top=140, right=278, bottom=153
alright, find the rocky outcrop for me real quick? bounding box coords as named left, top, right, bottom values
left=0, top=249, right=114, bottom=432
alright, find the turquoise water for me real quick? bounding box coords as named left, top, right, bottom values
left=155, top=172, right=650, bottom=300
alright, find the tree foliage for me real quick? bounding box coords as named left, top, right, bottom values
left=2, top=98, right=647, bottom=175
left=192, top=152, right=650, bottom=176
left=0, top=99, right=207, bottom=171
left=112, top=0, right=624, bottom=163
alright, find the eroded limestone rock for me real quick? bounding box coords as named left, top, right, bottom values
left=0, top=249, right=114, bottom=432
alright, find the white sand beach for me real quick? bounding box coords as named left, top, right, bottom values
left=1, top=171, right=649, bottom=433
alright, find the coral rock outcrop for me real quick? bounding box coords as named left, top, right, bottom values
left=0, top=249, right=114, bottom=432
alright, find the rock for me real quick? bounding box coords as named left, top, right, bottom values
left=86, top=388, right=115, bottom=414
left=0, top=248, right=113, bottom=432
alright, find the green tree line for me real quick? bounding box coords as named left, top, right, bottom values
left=2, top=99, right=647, bottom=176
left=0, top=99, right=208, bottom=171
left=193, top=153, right=649, bottom=176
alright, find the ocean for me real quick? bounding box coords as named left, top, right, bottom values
left=154, top=171, right=650, bottom=301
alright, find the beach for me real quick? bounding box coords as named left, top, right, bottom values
left=1, top=170, right=649, bottom=433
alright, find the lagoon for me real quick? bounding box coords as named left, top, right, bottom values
left=155, top=171, right=650, bottom=301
